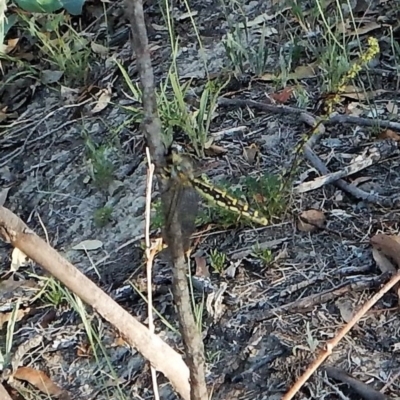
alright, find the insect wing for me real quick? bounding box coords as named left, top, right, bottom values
left=162, top=178, right=199, bottom=252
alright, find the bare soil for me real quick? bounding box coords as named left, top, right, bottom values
left=1, top=0, right=400, bottom=399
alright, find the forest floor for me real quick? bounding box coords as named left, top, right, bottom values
left=1, top=0, right=400, bottom=399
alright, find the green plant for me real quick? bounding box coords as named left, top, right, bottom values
left=0, top=299, right=20, bottom=373
left=84, top=135, right=115, bottom=189
left=34, top=275, right=66, bottom=306
left=117, top=24, right=227, bottom=158
left=20, top=12, right=90, bottom=84
left=222, top=23, right=270, bottom=76
left=94, top=206, right=113, bottom=227
left=252, top=245, right=274, bottom=264
left=14, top=0, right=85, bottom=14
left=210, top=249, right=226, bottom=274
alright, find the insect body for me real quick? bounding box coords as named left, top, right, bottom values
left=163, top=152, right=269, bottom=227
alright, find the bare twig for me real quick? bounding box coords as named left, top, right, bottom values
left=144, top=148, right=160, bottom=400
left=282, top=234, right=400, bottom=400
left=219, top=97, right=400, bottom=205
left=0, top=384, right=13, bottom=400
left=218, top=97, right=400, bottom=131
left=124, top=0, right=208, bottom=398
left=296, top=140, right=399, bottom=193
left=323, top=366, right=391, bottom=400
left=0, top=206, right=190, bottom=399
left=255, top=274, right=389, bottom=322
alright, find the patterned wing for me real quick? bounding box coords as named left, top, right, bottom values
left=162, top=177, right=200, bottom=253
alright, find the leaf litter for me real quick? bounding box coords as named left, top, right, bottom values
left=1, top=0, right=400, bottom=399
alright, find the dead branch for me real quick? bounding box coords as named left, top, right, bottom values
left=255, top=274, right=389, bottom=322
left=0, top=206, right=190, bottom=400
left=0, top=383, right=13, bottom=400
left=124, top=0, right=208, bottom=398
left=218, top=97, right=400, bottom=131
left=323, top=366, right=391, bottom=400
left=282, top=234, right=400, bottom=400
left=296, top=140, right=399, bottom=193
left=218, top=97, right=400, bottom=205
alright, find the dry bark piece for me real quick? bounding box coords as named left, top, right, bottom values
left=297, top=210, right=326, bottom=232
left=370, top=234, right=400, bottom=301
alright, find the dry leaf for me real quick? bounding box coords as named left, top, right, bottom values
left=270, top=87, right=293, bottom=104
left=370, top=234, right=400, bottom=302
left=4, top=38, right=19, bottom=54
left=243, top=143, right=259, bottom=164
left=176, top=10, right=198, bottom=21
left=11, top=248, right=30, bottom=272
left=345, top=102, right=364, bottom=116
left=91, top=42, right=109, bottom=56
left=41, top=70, right=64, bottom=85
left=288, top=64, right=317, bottom=80
left=349, top=20, right=381, bottom=36
left=336, top=299, right=354, bottom=323
left=297, top=209, right=326, bottom=232
left=0, top=308, right=28, bottom=329
left=195, top=256, right=209, bottom=278
left=151, top=23, right=168, bottom=31
left=341, top=86, right=390, bottom=101
left=372, top=247, right=396, bottom=274
left=72, top=239, right=103, bottom=251
left=238, top=13, right=274, bottom=27
left=205, top=144, right=228, bottom=156
left=14, top=367, right=65, bottom=397
left=91, top=87, right=112, bottom=114
left=378, top=129, right=400, bottom=141
left=386, top=101, right=398, bottom=115
left=0, top=186, right=10, bottom=206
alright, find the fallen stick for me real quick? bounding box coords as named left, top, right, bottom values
left=0, top=206, right=190, bottom=400
left=282, top=234, right=400, bottom=400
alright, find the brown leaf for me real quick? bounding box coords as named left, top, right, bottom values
left=378, top=129, right=400, bottom=141
left=14, top=367, right=65, bottom=397
left=372, top=247, right=396, bottom=274
left=0, top=308, right=28, bottom=329
left=205, top=144, right=228, bottom=156
left=243, top=143, right=259, bottom=164
left=336, top=299, right=354, bottom=323
left=91, top=86, right=112, bottom=114
left=194, top=256, right=209, bottom=278
left=91, top=42, right=109, bottom=56
left=4, top=38, right=19, bottom=54
left=260, top=63, right=317, bottom=82
left=270, top=87, right=293, bottom=104
left=349, top=20, right=381, bottom=36
left=370, top=234, right=400, bottom=302
left=297, top=210, right=326, bottom=232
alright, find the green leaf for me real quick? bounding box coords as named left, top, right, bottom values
left=61, top=0, right=85, bottom=15
left=14, top=0, right=63, bottom=13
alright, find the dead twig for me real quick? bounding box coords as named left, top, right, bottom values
left=282, top=234, right=400, bottom=400
left=296, top=140, right=399, bottom=193
left=124, top=0, right=208, bottom=398
left=0, top=206, right=190, bottom=399
left=255, top=274, right=389, bottom=322
left=323, top=366, right=391, bottom=400
left=218, top=97, right=399, bottom=205
left=144, top=148, right=160, bottom=400
left=218, top=97, right=400, bottom=131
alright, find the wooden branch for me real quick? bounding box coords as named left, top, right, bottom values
left=282, top=234, right=400, bottom=400
left=0, top=383, right=13, bottom=400
left=0, top=206, right=190, bottom=400
left=124, top=0, right=208, bottom=398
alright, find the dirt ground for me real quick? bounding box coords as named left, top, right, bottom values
left=1, top=0, right=400, bottom=399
